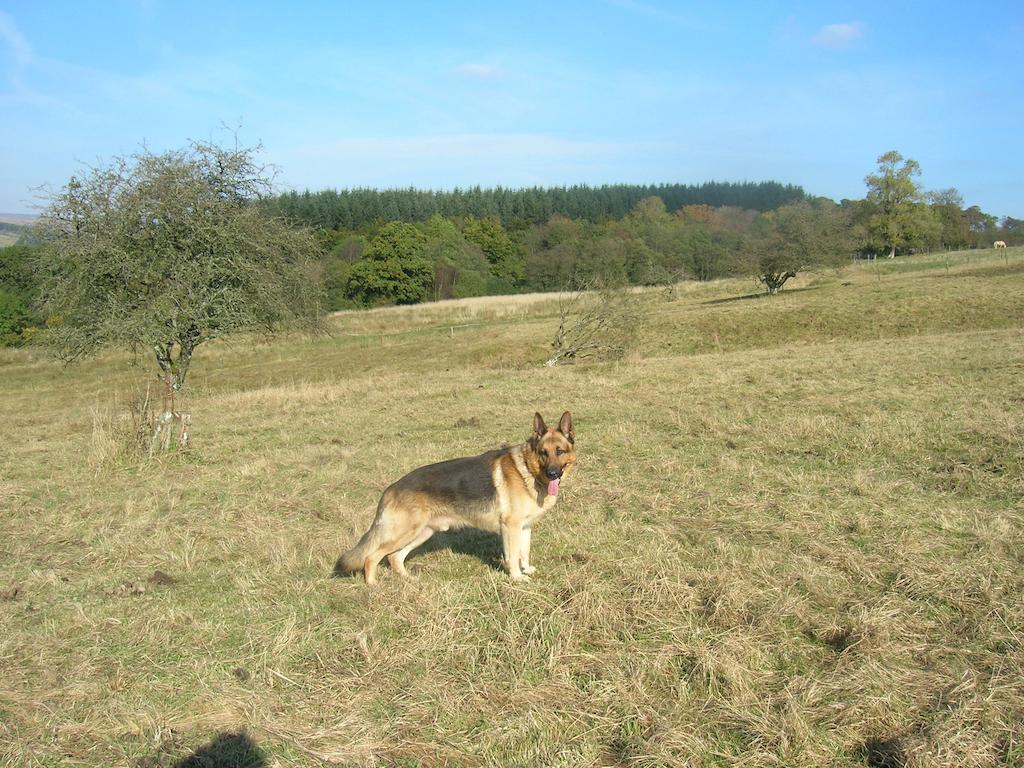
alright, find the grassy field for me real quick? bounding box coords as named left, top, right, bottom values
left=1, top=248, right=1022, bottom=767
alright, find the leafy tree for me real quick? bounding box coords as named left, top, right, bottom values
left=908, top=203, right=943, bottom=252
left=0, top=244, right=40, bottom=344
left=0, top=289, right=30, bottom=346
left=683, top=227, right=725, bottom=282
left=0, top=245, right=39, bottom=297
left=520, top=215, right=585, bottom=290
left=345, top=221, right=433, bottom=305
left=423, top=216, right=490, bottom=299
left=745, top=201, right=851, bottom=294
left=929, top=188, right=963, bottom=207
left=864, top=150, right=930, bottom=258
left=323, top=233, right=366, bottom=310
left=462, top=215, right=523, bottom=290
left=1000, top=217, right=1024, bottom=246
left=964, top=206, right=997, bottom=232
left=627, top=195, right=671, bottom=224
left=926, top=189, right=969, bottom=250
left=618, top=236, right=660, bottom=285
left=34, top=139, right=322, bottom=394
left=675, top=206, right=744, bottom=280
left=625, top=198, right=700, bottom=284
left=574, top=232, right=629, bottom=285
left=961, top=206, right=999, bottom=248
left=711, top=206, right=758, bottom=234
left=932, top=205, right=969, bottom=250
left=676, top=204, right=718, bottom=225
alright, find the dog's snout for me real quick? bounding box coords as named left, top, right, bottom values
left=545, top=467, right=562, bottom=479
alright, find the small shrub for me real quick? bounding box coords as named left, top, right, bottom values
left=545, top=279, right=646, bottom=366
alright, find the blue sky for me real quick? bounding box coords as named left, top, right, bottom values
left=1, top=1, right=1022, bottom=217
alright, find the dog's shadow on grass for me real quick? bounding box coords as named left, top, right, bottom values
left=174, top=732, right=265, bottom=768
left=135, top=730, right=266, bottom=768
left=406, top=528, right=504, bottom=571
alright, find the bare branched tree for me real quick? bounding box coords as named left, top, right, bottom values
left=545, top=279, right=645, bottom=366
left=656, top=266, right=689, bottom=301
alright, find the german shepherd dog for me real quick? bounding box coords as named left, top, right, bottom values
left=337, top=411, right=576, bottom=584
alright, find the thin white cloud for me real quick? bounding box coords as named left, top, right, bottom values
left=455, top=63, right=503, bottom=79
left=0, top=11, right=33, bottom=66
left=0, top=11, right=73, bottom=114
left=812, top=22, right=865, bottom=49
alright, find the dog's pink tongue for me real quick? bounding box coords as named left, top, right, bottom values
left=548, top=478, right=560, bottom=496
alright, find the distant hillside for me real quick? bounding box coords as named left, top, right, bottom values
left=269, top=181, right=807, bottom=230
left=0, top=221, right=27, bottom=247
left=0, top=213, right=37, bottom=226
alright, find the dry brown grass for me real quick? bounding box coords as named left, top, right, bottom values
left=1, top=248, right=1022, bottom=766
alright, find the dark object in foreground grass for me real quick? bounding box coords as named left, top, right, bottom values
left=148, top=570, right=178, bottom=586
left=859, top=736, right=907, bottom=768
left=336, top=411, right=577, bottom=585
left=174, top=731, right=266, bottom=768
left=133, top=731, right=265, bottom=768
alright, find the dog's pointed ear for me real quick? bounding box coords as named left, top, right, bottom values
left=558, top=411, right=574, bottom=443
left=533, top=412, right=547, bottom=438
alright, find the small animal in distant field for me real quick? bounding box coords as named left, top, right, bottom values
left=336, top=412, right=577, bottom=584
left=994, top=240, right=1007, bottom=249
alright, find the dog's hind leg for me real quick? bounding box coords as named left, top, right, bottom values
left=366, top=519, right=432, bottom=584
left=387, top=525, right=435, bottom=578
left=361, top=494, right=418, bottom=585
left=364, top=534, right=411, bottom=584
left=364, top=534, right=410, bottom=585
left=363, top=552, right=384, bottom=585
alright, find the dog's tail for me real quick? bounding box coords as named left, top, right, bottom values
left=334, top=504, right=386, bottom=576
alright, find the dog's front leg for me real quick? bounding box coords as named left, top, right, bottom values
left=519, top=525, right=536, bottom=576
left=501, top=519, right=529, bottom=582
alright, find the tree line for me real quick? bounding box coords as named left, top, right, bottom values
left=312, top=152, right=1021, bottom=309
left=268, top=181, right=808, bottom=230
left=1, top=147, right=1021, bottom=349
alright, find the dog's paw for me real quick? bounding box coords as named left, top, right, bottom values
left=521, top=565, right=537, bottom=576
left=510, top=573, right=532, bottom=583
